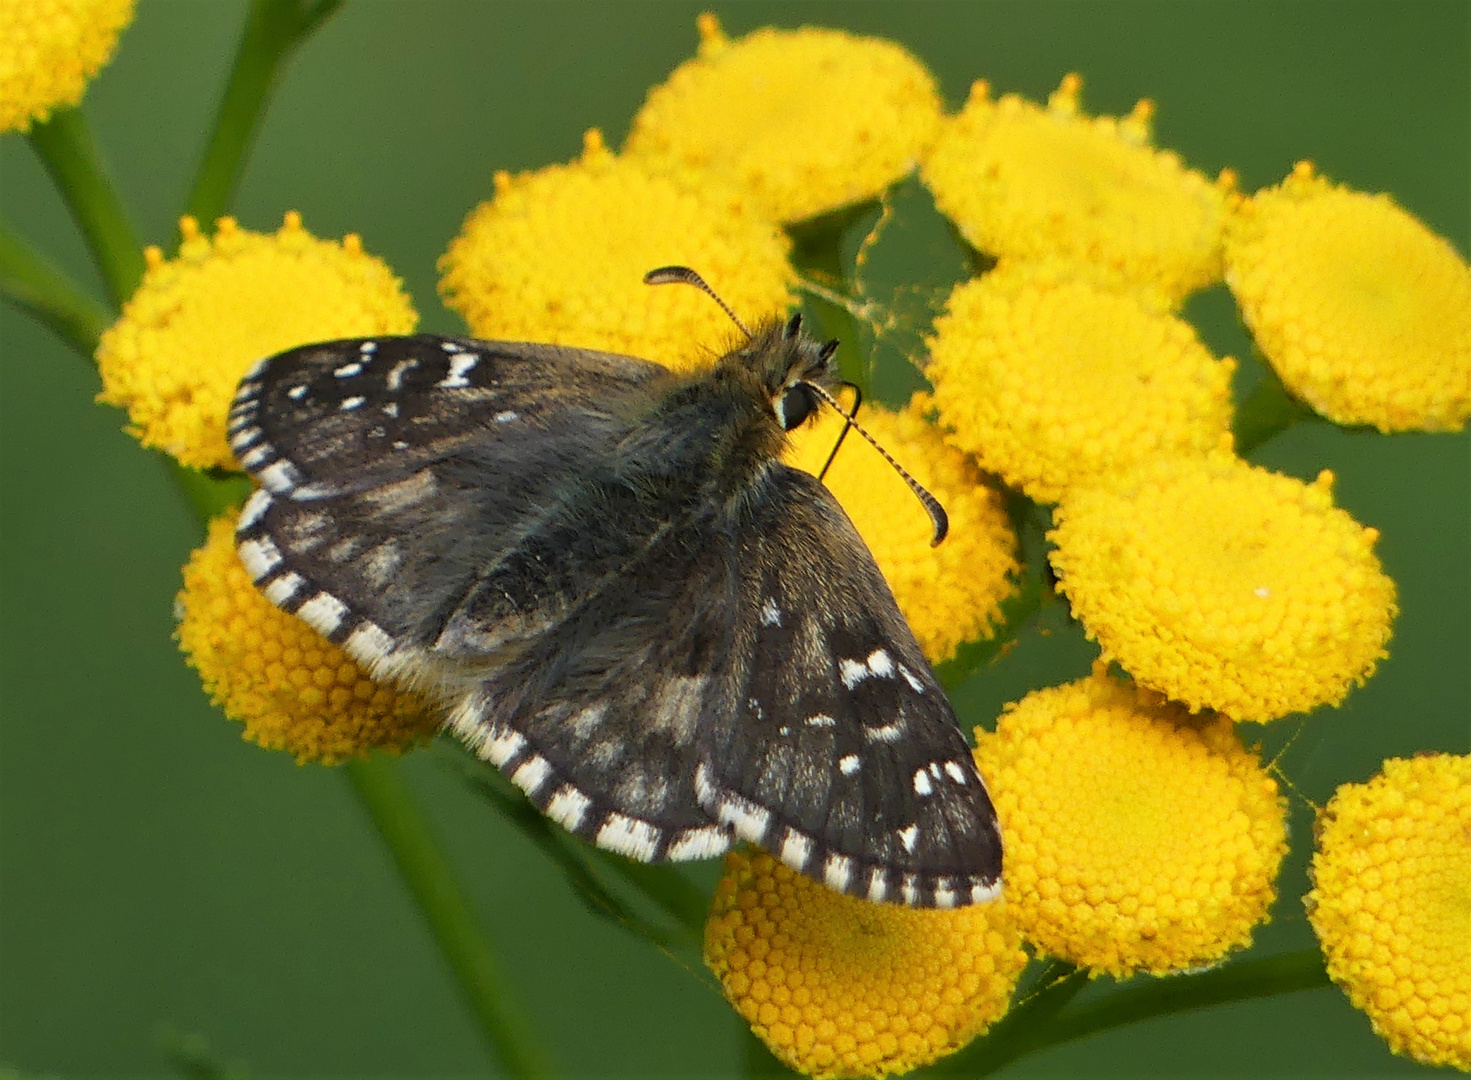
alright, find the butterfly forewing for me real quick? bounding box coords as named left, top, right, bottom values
left=696, top=465, right=1002, bottom=907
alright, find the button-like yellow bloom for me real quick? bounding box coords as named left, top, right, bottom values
left=0, top=0, right=133, bottom=132
left=440, top=130, right=794, bottom=373
left=975, top=672, right=1287, bottom=977
left=177, top=515, right=438, bottom=764
left=97, top=213, right=417, bottom=470
left=1307, top=753, right=1470, bottom=1070
left=927, top=264, right=1235, bottom=503
left=923, top=75, right=1231, bottom=306
left=705, top=850, right=1026, bottom=1079
left=784, top=401, right=1017, bottom=663
left=1225, top=162, right=1471, bottom=433
left=625, top=14, right=942, bottom=224
left=1049, top=455, right=1397, bottom=722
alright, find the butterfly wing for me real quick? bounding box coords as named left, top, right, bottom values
left=696, top=463, right=1003, bottom=908
left=228, top=334, right=673, bottom=678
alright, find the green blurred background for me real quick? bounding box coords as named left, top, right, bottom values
left=1, top=2, right=1465, bottom=1077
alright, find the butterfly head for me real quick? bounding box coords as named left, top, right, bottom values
left=738, top=312, right=840, bottom=434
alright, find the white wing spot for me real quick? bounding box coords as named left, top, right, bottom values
left=483, top=728, right=525, bottom=768
left=438, top=353, right=478, bottom=388
left=898, top=823, right=920, bottom=853
left=385, top=358, right=416, bottom=391
left=333, top=361, right=363, bottom=378
left=779, top=829, right=813, bottom=871
left=359, top=341, right=377, bottom=354
left=596, top=813, right=661, bottom=862
left=343, top=621, right=395, bottom=665
left=392, top=441, right=409, bottom=450
left=494, top=410, right=519, bottom=423
left=866, top=868, right=889, bottom=903
left=237, top=536, right=282, bottom=580
left=238, top=488, right=273, bottom=530
left=805, top=713, right=836, bottom=729
left=760, top=598, right=781, bottom=626
left=839, top=658, right=868, bottom=688
left=839, top=754, right=860, bottom=776
left=913, top=768, right=934, bottom=796
left=257, top=460, right=302, bottom=493
left=340, top=396, right=366, bottom=410
left=287, top=384, right=308, bottom=400
left=865, top=720, right=906, bottom=743
left=261, top=571, right=304, bottom=606
left=898, top=664, right=925, bottom=693
left=822, top=854, right=854, bottom=893
left=296, top=591, right=349, bottom=636
left=666, top=825, right=731, bottom=861
left=382, top=401, right=399, bottom=417
left=944, top=761, right=969, bottom=784
left=510, top=755, right=553, bottom=798
left=866, top=649, right=894, bottom=677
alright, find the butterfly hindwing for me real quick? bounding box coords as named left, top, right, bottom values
left=696, top=464, right=1003, bottom=907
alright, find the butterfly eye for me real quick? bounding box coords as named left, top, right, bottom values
left=774, top=383, right=817, bottom=430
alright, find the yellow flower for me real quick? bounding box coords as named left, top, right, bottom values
left=1049, top=455, right=1397, bottom=722
left=1307, top=753, right=1471, bottom=1070
left=439, top=129, right=794, bottom=373
left=177, top=515, right=438, bottom=764
left=926, top=264, right=1236, bottom=503
left=705, top=850, right=1026, bottom=1079
left=1225, top=161, right=1471, bottom=433
left=0, top=0, right=133, bottom=133
left=97, top=213, right=417, bottom=470
left=783, top=400, right=1016, bottom=663
left=923, top=75, right=1231, bottom=306
left=974, top=672, right=1288, bottom=977
left=625, top=14, right=942, bottom=224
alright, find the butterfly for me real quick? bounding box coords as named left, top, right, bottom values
left=226, top=269, right=1002, bottom=908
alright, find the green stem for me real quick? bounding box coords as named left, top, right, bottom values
left=27, top=108, right=145, bottom=309
left=1233, top=367, right=1318, bottom=456
left=186, top=0, right=344, bottom=225
left=345, top=755, right=555, bottom=1080
left=0, top=222, right=111, bottom=357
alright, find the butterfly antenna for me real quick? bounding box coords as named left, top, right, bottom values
left=816, top=380, right=861, bottom=483
left=644, top=266, right=753, bottom=338
left=804, top=382, right=949, bottom=546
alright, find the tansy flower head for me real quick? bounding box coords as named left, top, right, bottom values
left=0, top=0, right=133, bottom=133
left=1307, top=753, right=1470, bottom=1070
left=783, top=400, right=1016, bottom=663
left=1225, top=162, right=1471, bottom=433
left=705, top=850, right=1026, bottom=1079
left=440, top=130, right=794, bottom=373
left=97, top=213, right=417, bottom=470
left=177, top=515, right=438, bottom=764
left=974, top=672, right=1287, bottom=977
left=926, top=264, right=1236, bottom=503
left=1049, top=455, right=1397, bottom=722
left=923, top=75, right=1231, bottom=306
left=625, top=14, right=943, bottom=224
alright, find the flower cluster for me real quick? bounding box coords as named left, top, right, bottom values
left=0, top=0, right=134, bottom=133
left=1307, top=754, right=1470, bottom=1070
left=69, top=7, right=1462, bottom=1076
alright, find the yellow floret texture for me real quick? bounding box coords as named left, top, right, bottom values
left=784, top=401, right=1017, bottom=663
left=974, top=672, right=1288, bottom=976
left=1307, top=753, right=1471, bottom=1071
left=927, top=264, right=1235, bottom=503
left=177, top=515, right=438, bottom=764
left=97, top=213, right=418, bottom=470
left=1049, top=456, right=1397, bottom=721
left=923, top=74, right=1229, bottom=305
left=0, top=0, right=134, bottom=132
left=439, top=130, right=795, bottom=373
left=625, top=14, right=942, bottom=223
left=1225, top=162, right=1471, bottom=433
left=705, top=850, right=1027, bottom=1078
